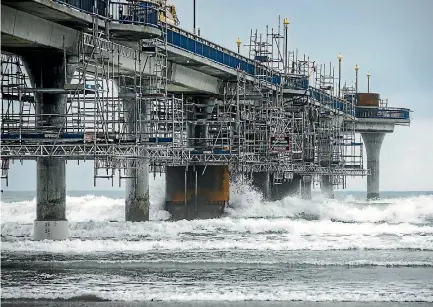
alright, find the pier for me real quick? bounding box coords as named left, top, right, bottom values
left=0, top=0, right=411, bottom=239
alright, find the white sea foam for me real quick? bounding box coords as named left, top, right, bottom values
left=2, top=231, right=433, bottom=253
left=2, top=179, right=432, bottom=224
left=1, top=286, right=432, bottom=302
left=1, top=185, right=432, bottom=303
left=1, top=177, right=169, bottom=223
left=78, top=259, right=433, bottom=267
left=2, top=180, right=433, bottom=253
left=0, top=195, right=170, bottom=223
left=228, top=185, right=433, bottom=224
left=2, top=217, right=433, bottom=240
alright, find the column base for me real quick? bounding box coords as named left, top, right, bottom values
left=251, top=172, right=271, bottom=200
left=165, top=165, right=229, bottom=220
left=252, top=172, right=302, bottom=201
left=34, top=220, right=68, bottom=240
left=125, top=196, right=150, bottom=222
left=270, top=175, right=301, bottom=201
left=165, top=201, right=227, bottom=221
left=301, top=180, right=312, bottom=200
left=321, top=176, right=334, bottom=199
left=367, top=193, right=380, bottom=200
left=124, top=159, right=150, bottom=222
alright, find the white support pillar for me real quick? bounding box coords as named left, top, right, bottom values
left=24, top=52, right=76, bottom=240
left=361, top=132, right=386, bottom=200
left=123, top=96, right=150, bottom=222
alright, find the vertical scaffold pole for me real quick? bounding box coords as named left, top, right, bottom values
left=194, top=167, right=198, bottom=216
left=193, top=0, right=196, bottom=35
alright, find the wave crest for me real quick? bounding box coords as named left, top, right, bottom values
left=1, top=179, right=432, bottom=224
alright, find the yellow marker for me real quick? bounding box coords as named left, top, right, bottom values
left=236, top=38, right=242, bottom=53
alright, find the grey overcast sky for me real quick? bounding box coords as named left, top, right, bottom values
left=2, top=0, right=433, bottom=191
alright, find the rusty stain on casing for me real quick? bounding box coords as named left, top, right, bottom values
left=357, top=93, right=380, bottom=107
left=165, top=165, right=229, bottom=204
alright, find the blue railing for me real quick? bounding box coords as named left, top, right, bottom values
left=163, top=26, right=360, bottom=116
left=55, top=0, right=107, bottom=15
left=309, top=88, right=354, bottom=115
left=109, top=1, right=159, bottom=27
left=356, top=107, right=411, bottom=120
left=165, top=26, right=292, bottom=87
left=50, top=0, right=365, bottom=117
left=166, top=27, right=254, bottom=75
left=165, top=26, right=313, bottom=92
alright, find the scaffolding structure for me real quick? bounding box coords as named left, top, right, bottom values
left=1, top=3, right=368, bottom=191
left=1, top=55, right=30, bottom=184
left=240, top=17, right=366, bottom=187
left=0, top=0, right=184, bottom=186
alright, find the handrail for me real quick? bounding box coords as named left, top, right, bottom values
left=54, top=0, right=107, bottom=15
left=309, top=87, right=355, bottom=116
left=82, top=33, right=138, bottom=59
left=109, top=1, right=159, bottom=27
left=51, top=0, right=391, bottom=118
left=165, top=24, right=287, bottom=88
left=166, top=23, right=254, bottom=67
left=164, top=25, right=359, bottom=113
left=356, top=106, right=411, bottom=120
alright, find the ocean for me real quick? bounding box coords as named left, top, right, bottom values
left=1, top=176, right=433, bottom=306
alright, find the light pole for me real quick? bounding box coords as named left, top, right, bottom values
left=355, top=64, right=359, bottom=93
left=236, top=38, right=241, bottom=54
left=284, top=18, right=289, bottom=75
left=338, top=53, right=342, bottom=97
left=367, top=71, right=371, bottom=93
left=193, top=0, right=196, bottom=35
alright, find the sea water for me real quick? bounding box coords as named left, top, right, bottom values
left=1, top=176, right=432, bottom=306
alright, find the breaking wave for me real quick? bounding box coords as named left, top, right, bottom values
left=1, top=180, right=433, bottom=253
left=1, top=181, right=432, bottom=303
left=1, top=179, right=433, bottom=224
left=228, top=182, right=433, bottom=223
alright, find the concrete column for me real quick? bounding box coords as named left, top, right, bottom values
left=23, top=52, right=76, bottom=240
left=164, top=97, right=227, bottom=220
left=321, top=175, right=334, bottom=199
left=123, top=96, right=149, bottom=222
left=125, top=159, right=149, bottom=221
left=35, top=157, right=67, bottom=240
left=251, top=172, right=271, bottom=200
left=301, top=176, right=312, bottom=200
left=253, top=172, right=302, bottom=201
left=361, top=132, right=386, bottom=200
left=318, top=116, right=336, bottom=199
left=165, top=165, right=229, bottom=220
left=270, top=174, right=301, bottom=201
